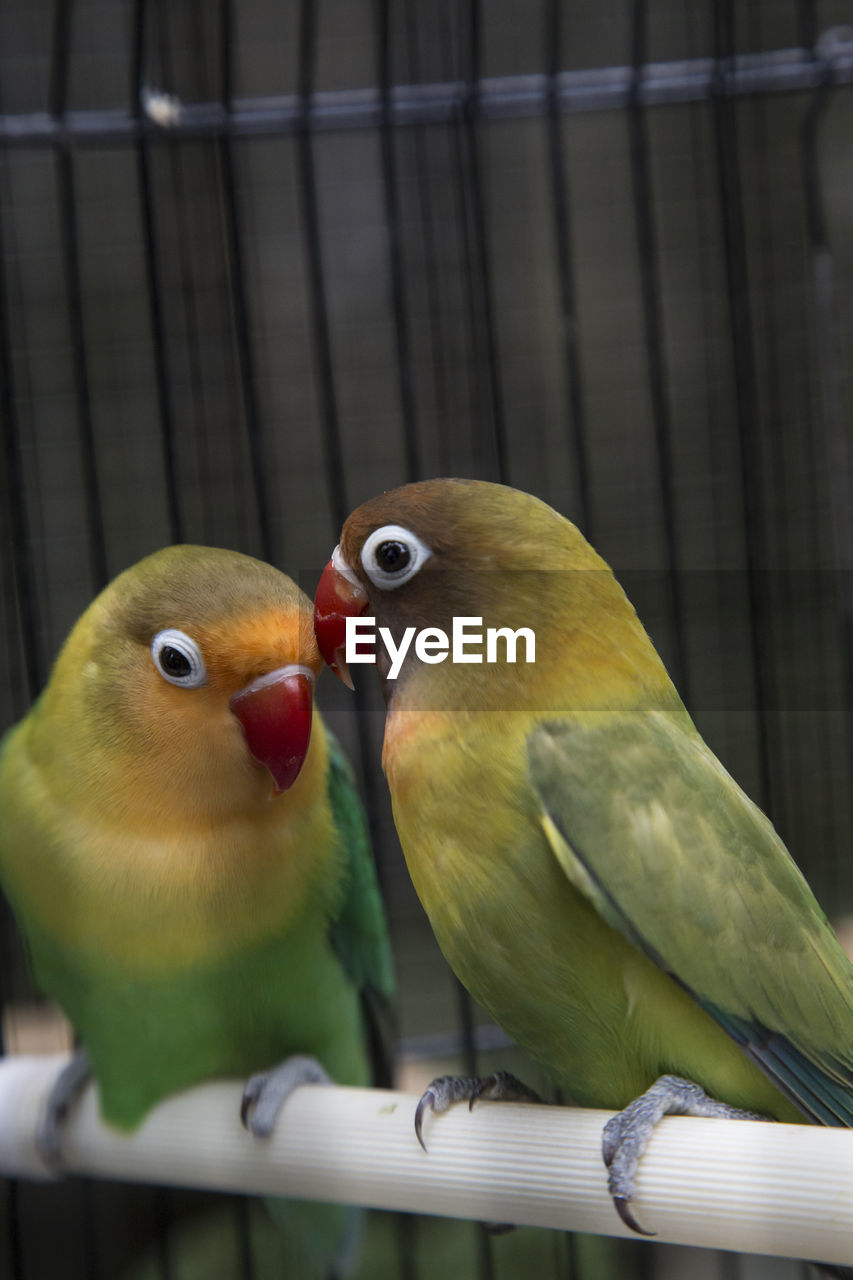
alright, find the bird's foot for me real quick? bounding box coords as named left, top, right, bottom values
left=415, top=1070, right=542, bottom=1151
left=35, top=1050, right=92, bottom=1170
left=240, top=1054, right=332, bottom=1139
left=602, top=1074, right=767, bottom=1235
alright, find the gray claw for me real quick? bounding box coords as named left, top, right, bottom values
left=603, top=1074, right=767, bottom=1235
left=468, top=1071, right=542, bottom=1109
left=414, top=1088, right=435, bottom=1152
left=415, top=1070, right=542, bottom=1151
left=613, top=1195, right=656, bottom=1237
left=241, top=1054, right=332, bottom=1140
left=35, top=1050, right=91, bottom=1170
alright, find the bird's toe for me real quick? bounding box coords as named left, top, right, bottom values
left=241, top=1054, right=332, bottom=1140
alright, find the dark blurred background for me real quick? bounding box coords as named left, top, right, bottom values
left=1, top=1, right=853, bottom=1277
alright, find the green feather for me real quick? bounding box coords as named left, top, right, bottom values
left=326, top=733, right=394, bottom=1005
left=326, top=730, right=396, bottom=1088
left=528, top=714, right=853, bottom=1126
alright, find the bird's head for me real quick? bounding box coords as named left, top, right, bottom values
left=51, top=545, right=324, bottom=801
left=313, top=478, right=673, bottom=716
left=314, top=479, right=604, bottom=693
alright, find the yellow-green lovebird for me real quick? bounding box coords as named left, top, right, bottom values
left=313, top=477, right=853, bottom=1234
left=0, top=546, right=393, bottom=1270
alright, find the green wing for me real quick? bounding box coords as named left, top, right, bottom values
left=528, top=712, right=853, bottom=1126
left=325, top=732, right=396, bottom=1085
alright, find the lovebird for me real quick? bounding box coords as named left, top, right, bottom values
left=313, top=477, right=853, bottom=1236
left=0, top=546, right=393, bottom=1272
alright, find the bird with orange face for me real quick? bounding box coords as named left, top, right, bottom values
left=0, top=545, right=392, bottom=1269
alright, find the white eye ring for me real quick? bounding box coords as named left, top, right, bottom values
left=151, top=629, right=207, bottom=688
left=360, top=524, right=432, bottom=590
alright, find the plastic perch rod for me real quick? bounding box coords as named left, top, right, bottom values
left=0, top=1054, right=852, bottom=1268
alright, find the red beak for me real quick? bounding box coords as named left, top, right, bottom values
left=313, top=548, right=369, bottom=689
left=230, top=665, right=314, bottom=794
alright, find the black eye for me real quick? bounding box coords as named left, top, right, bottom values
left=159, top=645, right=191, bottom=677
left=375, top=541, right=410, bottom=573
left=150, top=629, right=207, bottom=688
left=360, top=524, right=433, bottom=590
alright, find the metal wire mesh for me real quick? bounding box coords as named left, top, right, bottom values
left=1, top=1, right=852, bottom=1277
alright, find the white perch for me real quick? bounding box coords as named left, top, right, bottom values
left=0, top=1053, right=851, bottom=1267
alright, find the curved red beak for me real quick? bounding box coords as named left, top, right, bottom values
left=230, top=665, right=314, bottom=794
left=313, top=547, right=369, bottom=689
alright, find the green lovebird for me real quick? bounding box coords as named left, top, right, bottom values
left=313, top=477, right=853, bottom=1234
left=0, top=545, right=393, bottom=1272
